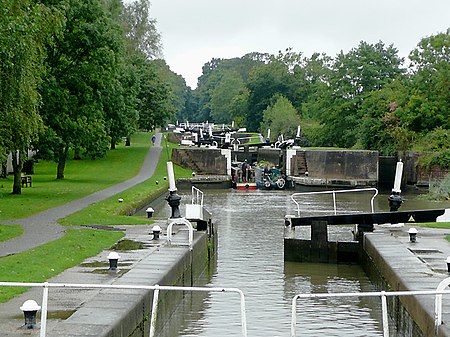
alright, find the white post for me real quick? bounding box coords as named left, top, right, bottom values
left=231, top=120, right=235, bottom=128
left=393, top=160, right=403, bottom=193
left=296, top=125, right=301, bottom=138
left=225, top=133, right=231, bottom=143
left=40, top=282, right=49, bottom=337
left=149, top=285, right=160, bottom=337
left=291, top=295, right=298, bottom=337
left=167, top=162, right=176, bottom=192
left=267, top=129, right=271, bottom=139
left=381, top=292, right=389, bottom=337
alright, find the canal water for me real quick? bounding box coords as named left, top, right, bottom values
left=145, top=188, right=448, bottom=337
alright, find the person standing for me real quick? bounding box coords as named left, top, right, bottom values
left=241, top=159, right=248, bottom=182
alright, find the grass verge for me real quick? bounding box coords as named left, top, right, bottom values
left=0, top=133, right=192, bottom=304
left=0, top=132, right=152, bottom=221
left=59, top=135, right=192, bottom=226
left=0, top=228, right=124, bottom=303
left=0, top=224, right=23, bottom=242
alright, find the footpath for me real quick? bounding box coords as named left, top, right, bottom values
left=0, top=133, right=162, bottom=257
left=0, top=132, right=208, bottom=336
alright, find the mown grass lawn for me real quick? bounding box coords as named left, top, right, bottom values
left=0, top=229, right=124, bottom=303
left=0, top=132, right=192, bottom=303
left=0, top=132, right=152, bottom=221
left=0, top=224, right=23, bottom=242
left=60, top=135, right=192, bottom=226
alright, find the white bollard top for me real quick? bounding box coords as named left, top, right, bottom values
left=20, top=300, right=41, bottom=312
left=408, top=228, right=418, bottom=234
left=107, top=252, right=120, bottom=260
left=146, top=207, right=154, bottom=213
left=152, top=225, right=162, bottom=232
left=446, top=256, right=450, bottom=264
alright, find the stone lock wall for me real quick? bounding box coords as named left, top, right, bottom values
left=172, top=148, right=229, bottom=175
left=303, top=150, right=379, bottom=180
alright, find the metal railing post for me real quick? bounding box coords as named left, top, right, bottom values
left=149, top=284, right=160, bottom=337
left=291, top=295, right=299, bottom=337
left=435, top=277, right=450, bottom=331
left=40, top=282, right=49, bottom=337
left=0, top=282, right=248, bottom=337
left=332, top=191, right=337, bottom=215
left=237, top=288, right=248, bottom=337
left=381, top=291, right=389, bottom=337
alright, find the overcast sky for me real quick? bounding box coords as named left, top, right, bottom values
left=145, top=0, right=450, bottom=88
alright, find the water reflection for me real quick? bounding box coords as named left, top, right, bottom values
left=148, top=188, right=447, bottom=337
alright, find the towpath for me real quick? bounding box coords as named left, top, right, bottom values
left=0, top=133, right=162, bottom=257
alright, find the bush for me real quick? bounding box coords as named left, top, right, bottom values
left=427, top=173, right=450, bottom=200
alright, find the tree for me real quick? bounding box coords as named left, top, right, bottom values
left=194, top=54, right=265, bottom=123
left=39, top=0, right=123, bottom=179
left=0, top=0, right=63, bottom=193
left=122, top=0, right=162, bottom=59
left=319, top=41, right=404, bottom=148
left=133, top=56, right=172, bottom=131
left=152, top=59, right=188, bottom=123
left=245, top=61, right=292, bottom=132
left=396, top=30, right=450, bottom=133
left=102, top=0, right=139, bottom=150
left=261, top=95, right=301, bottom=140
left=358, top=81, right=409, bottom=155
left=210, top=70, right=245, bottom=124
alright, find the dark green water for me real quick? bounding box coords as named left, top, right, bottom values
left=144, top=188, right=448, bottom=336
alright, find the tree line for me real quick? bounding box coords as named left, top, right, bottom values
left=1, top=0, right=448, bottom=195
left=179, top=31, right=449, bottom=173
left=0, top=0, right=186, bottom=194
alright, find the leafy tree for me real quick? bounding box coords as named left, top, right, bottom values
left=210, top=70, right=245, bottom=123
left=319, top=41, right=404, bottom=148
left=246, top=61, right=292, bottom=131
left=396, top=30, right=450, bottom=133
left=177, top=87, right=198, bottom=123
left=0, top=0, right=63, bottom=193
left=194, top=54, right=265, bottom=123
left=152, top=59, right=188, bottom=123
left=134, top=56, right=172, bottom=131
left=39, top=0, right=123, bottom=179
left=229, top=87, right=250, bottom=128
left=101, top=0, right=139, bottom=150
left=122, top=0, right=162, bottom=59
left=261, top=95, right=301, bottom=140
left=358, top=81, right=409, bottom=155
left=102, top=60, right=139, bottom=150
left=194, top=62, right=224, bottom=122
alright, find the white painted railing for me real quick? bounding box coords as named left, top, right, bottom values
left=3, top=278, right=450, bottom=337
left=166, top=218, right=194, bottom=250
left=291, top=280, right=450, bottom=337
left=191, top=186, right=204, bottom=207
left=291, top=187, right=379, bottom=217
left=0, top=282, right=248, bottom=337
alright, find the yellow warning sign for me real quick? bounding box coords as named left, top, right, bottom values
left=408, top=215, right=415, bottom=222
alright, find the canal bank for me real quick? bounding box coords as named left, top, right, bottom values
left=0, top=221, right=217, bottom=337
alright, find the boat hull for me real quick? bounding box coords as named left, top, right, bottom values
left=235, top=182, right=257, bottom=190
